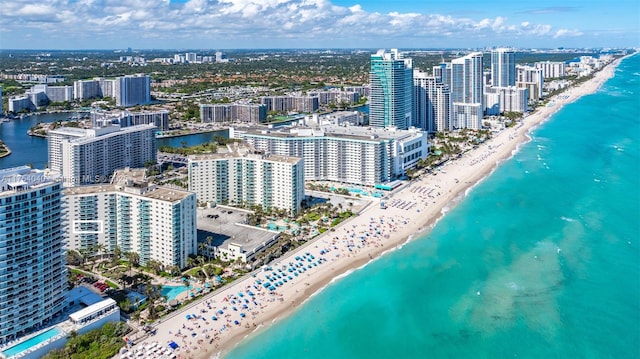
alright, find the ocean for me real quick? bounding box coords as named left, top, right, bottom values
left=225, top=55, right=640, bottom=358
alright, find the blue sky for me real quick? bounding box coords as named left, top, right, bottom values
left=0, top=0, right=638, bottom=50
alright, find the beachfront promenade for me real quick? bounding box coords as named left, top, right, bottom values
left=124, top=57, right=625, bottom=359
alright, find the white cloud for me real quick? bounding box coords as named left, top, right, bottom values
left=553, top=29, right=584, bottom=38
left=0, top=0, right=587, bottom=48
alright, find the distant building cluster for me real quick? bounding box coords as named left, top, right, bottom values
left=0, top=73, right=65, bottom=83
left=150, top=51, right=228, bottom=64
left=7, top=74, right=151, bottom=112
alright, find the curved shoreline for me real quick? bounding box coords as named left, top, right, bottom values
left=129, top=55, right=630, bottom=359
left=0, top=142, right=11, bottom=158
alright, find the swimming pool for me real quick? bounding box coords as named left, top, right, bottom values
left=161, top=285, right=192, bottom=302
left=2, top=327, right=63, bottom=358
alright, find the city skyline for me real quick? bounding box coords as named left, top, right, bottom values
left=0, top=0, right=638, bottom=50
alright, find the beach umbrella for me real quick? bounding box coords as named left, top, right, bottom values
left=242, top=304, right=248, bottom=309
left=234, top=320, right=240, bottom=325
left=240, top=313, right=246, bottom=318
left=186, top=314, right=191, bottom=319
left=232, top=306, right=237, bottom=311
left=212, top=316, right=217, bottom=321
left=218, top=310, right=223, bottom=314
left=238, top=292, right=244, bottom=297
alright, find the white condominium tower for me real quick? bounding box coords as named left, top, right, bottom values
left=491, top=48, right=516, bottom=87
left=48, top=124, right=156, bottom=187
left=0, top=166, right=66, bottom=342
left=516, top=65, right=544, bottom=100
left=231, top=124, right=428, bottom=186
left=534, top=61, right=566, bottom=79
left=369, top=49, right=413, bottom=130
left=115, top=74, right=151, bottom=107
left=188, top=144, right=304, bottom=215
left=413, top=69, right=452, bottom=133
left=63, top=168, right=197, bottom=269
left=440, top=52, right=484, bottom=130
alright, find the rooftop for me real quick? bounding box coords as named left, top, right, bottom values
left=196, top=206, right=278, bottom=254
left=234, top=124, right=424, bottom=142
left=188, top=143, right=301, bottom=165
left=63, top=169, right=193, bottom=202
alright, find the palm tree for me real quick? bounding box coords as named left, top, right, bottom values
left=146, top=259, right=163, bottom=275
left=95, top=243, right=107, bottom=261
left=111, top=246, right=122, bottom=266
left=125, top=251, right=139, bottom=273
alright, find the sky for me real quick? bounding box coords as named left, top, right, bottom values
left=0, top=0, right=638, bottom=50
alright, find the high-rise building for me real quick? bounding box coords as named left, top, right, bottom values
left=369, top=49, right=413, bottom=130
left=7, top=96, right=33, bottom=113
left=491, top=48, right=516, bottom=87
left=188, top=144, right=304, bottom=215
left=185, top=52, right=197, bottom=63
left=413, top=70, right=452, bottom=133
left=114, top=74, right=151, bottom=107
left=200, top=104, right=267, bottom=124
left=48, top=125, right=156, bottom=187
left=444, top=52, right=484, bottom=129
left=63, top=168, right=197, bottom=268
left=232, top=124, right=428, bottom=186
left=307, top=90, right=359, bottom=106
left=516, top=65, right=544, bottom=99
left=73, top=79, right=100, bottom=100
left=534, top=61, right=566, bottom=79
left=484, top=86, right=529, bottom=114
left=260, top=96, right=319, bottom=113
left=0, top=166, right=66, bottom=341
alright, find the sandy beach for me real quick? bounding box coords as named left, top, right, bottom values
left=123, top=56, right=626, bottom=359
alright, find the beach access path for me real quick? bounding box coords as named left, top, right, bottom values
left=124, top=56, right=625, bottom=359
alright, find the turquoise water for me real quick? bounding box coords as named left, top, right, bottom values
left=2, top=327, right=63, bottom=358
left=162, top=285, right=193, bottom=302
left=226, top=55, right=640, bottom=358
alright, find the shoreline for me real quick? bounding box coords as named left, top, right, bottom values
left=0, top=143, right=11, bottom=158
left=127, top=55, right=629, bottom=359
